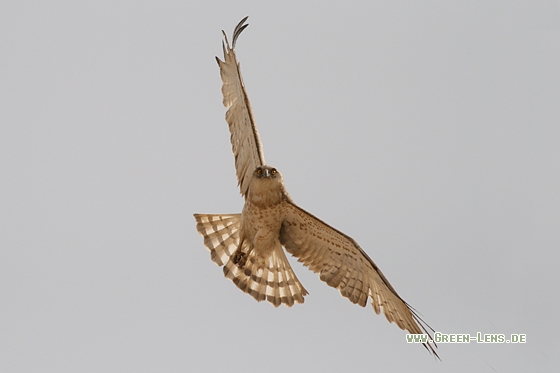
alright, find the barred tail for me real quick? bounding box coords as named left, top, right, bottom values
left=194, top=213, right=308, bottom=307
left=194, top=213, right=241, bottom=266
left=223, top=243, right=308, bottom=307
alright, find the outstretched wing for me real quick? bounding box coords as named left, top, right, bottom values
left=279, top=201, right=439, bottom=358
left=216, top=16, right=265, bottom=197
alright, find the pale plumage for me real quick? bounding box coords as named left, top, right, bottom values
left=194, top=17, right=438, bottom=358
left=194, top=212, right=307, bottom=307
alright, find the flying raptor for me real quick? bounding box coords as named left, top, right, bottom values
left=194, top=17, right=438, bottom=358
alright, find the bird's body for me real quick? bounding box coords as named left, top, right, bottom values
left=196, top=166, right=308, bottom=307
left=194, top=17, right=438, bottom=358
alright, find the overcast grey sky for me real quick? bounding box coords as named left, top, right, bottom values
left=1, top=1, right=559, bottom=372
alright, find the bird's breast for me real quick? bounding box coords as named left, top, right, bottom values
left=246, top=178, right=284, bottom=208
left=241, top=200, right=285, bottom=249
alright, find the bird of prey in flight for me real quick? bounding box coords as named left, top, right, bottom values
left=194, top=17, right=438, bottom=358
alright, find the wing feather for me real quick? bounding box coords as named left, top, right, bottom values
left=279, top=201, right=439, bottom=358
left=216, top=16, right=265, bottom=197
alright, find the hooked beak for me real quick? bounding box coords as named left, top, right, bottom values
left=262, top=168, right=270, bottom=178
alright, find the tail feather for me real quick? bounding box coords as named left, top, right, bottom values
left=194, top=213, right=241, bottom=266
left=223, top=244, right=308, bottom=307
left=194, top=213, right=308, bottom=307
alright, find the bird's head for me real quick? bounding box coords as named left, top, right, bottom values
left=253, top=165, right=280, bottom=180
left=247, top=165, right=285, bottom=206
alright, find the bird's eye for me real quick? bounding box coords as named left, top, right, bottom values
left=271, top=168, right=277, bottom=175
left=256, top=168, right=262, bottom=175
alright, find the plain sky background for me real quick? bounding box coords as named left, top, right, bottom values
left=1, top=1, right=559, bottom=372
